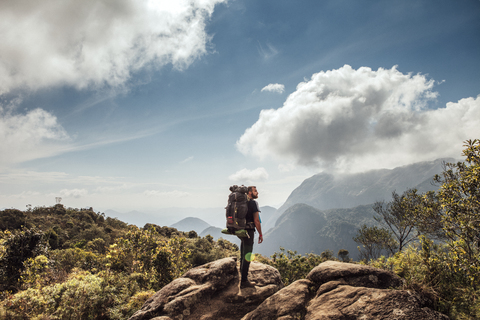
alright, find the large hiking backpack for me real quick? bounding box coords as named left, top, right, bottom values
left=222, top=185, right=249, bottom=237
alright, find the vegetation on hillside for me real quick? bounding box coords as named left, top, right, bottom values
left=354, top=139, right=480, bottom=319
left=0, top=206, right=238, bottom=319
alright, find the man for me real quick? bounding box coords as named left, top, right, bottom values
left=238, top=185, right=263, bottom=288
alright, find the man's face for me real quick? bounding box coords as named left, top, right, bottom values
left=249, top=187, right=259, bottom=199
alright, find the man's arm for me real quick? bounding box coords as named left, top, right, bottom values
left=253, top=211, right=263, bottom=244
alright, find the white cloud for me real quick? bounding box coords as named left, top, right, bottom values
left=0, top=106, right=70, bottom=169
left=261, top=83, right=285, bottom=94
left=8, top=191, right=42, bottom=199
left=257, top=42, right=279, bottom=60
left=229, top=167, right=269, bottom=182
left=143, top=190, right=190, bottom=198
left=0, top=0, right=225, bottom=94
left=237, top=65, right=480, bottom=173
left=180, top=156, right=194, bottom=164
left=59, top=188, right=88, bottom=199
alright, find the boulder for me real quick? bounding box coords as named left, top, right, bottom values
left=128, top=257, right=283, bottom=320
left=306, top=260, right=403, bottom=289
left=305, top=284, right=449, bottom=320
left=130, top=259, right=449, bottom=320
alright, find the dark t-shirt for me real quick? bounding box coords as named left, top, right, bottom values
left=246, top=199, right=261, bottom=226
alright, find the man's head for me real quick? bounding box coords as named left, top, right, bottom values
left=248, top=186, right=258, bottom=199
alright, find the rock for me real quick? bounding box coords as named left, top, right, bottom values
left=130, top=259, right=449, bottom=320
left=128, top=257, right=283, bottom=320
left=242, top=279, right=313, bottom=320
left=307, top=260, right=403, bottom=289
left=305, top=285, right=449, bottom=320
left=242, top=261, right=447, bottom=320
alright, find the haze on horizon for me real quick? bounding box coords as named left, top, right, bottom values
left=1, top=0, right=479, bottom=214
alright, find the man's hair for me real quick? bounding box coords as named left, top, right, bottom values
left=248, top=186, right=256, bottom=193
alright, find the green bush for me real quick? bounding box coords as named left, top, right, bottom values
left=258, top=248, right=331, bottom=286
left=0, top=228, right=48, bottom=292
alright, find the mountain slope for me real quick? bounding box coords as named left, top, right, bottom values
left=257, top=203, right=328, bottom=257
left=277, top=158, right=451, bottom=215
left=256, top=203, right=377, bottom=260
left=170, top=217, right=211, bottom=234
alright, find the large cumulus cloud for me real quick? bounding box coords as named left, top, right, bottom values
left=237, top=65, right=480, bottom=172
left=0, top=0, right=225, bottom=94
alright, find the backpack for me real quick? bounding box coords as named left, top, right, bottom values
left=221, top=185, right=249, bottom=237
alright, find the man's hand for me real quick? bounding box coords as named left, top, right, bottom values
left=258, top=234, right=263, bottom=244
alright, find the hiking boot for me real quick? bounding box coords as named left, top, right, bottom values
left=240, top=280, right=256, bottom=288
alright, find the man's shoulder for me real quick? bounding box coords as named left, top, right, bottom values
left=248, top=199, right=261, bottom=212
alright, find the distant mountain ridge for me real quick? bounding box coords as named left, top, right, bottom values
left=170, top=217, right=211, bottom=234
left=258, top=158, right=455, bottom=260
left=277, top=158, right=452, bottom=215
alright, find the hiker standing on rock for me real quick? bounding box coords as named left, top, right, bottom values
left=239, top=186, right=263, bottom=288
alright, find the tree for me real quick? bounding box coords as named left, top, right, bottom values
left=373, top=189, right=425, bottom=253
left=0, top=228, right=48, bottom=292
left=353, top=224, right=396, bottom=261
left=337, top=249, right=350, bottom=262
left=433, top=139, right=480, bottom=288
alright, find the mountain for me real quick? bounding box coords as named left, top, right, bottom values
left=255, top=159, right=457, bottom=260
left=199, top=226, right=241, bottom=247
left=259, top=205, right=277, bottom=232
left=275, top=158, right=452, bottom=217
left=257, top=203, right=328, bottom=257
left=256, top=203, right=377, bottom=260
left=102, top=207, right=227, bottom=228
left=170, top=217, right=211, bottom=234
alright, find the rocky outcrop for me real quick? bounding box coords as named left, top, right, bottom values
left=129, top=259, right=449, bottom=320
left=128, top=257, right=283, bottom=320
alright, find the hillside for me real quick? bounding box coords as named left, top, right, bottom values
left=199, top=226, right=242, bottom=247
left=277, top=158, right=450, bottom=215
left=257, top=203, right=377, bottom=260
left=0, top=205, right=240, bottom=319
left=170, top=217, right=211, bottom=234
left=263, top=158, right=451, bottom=234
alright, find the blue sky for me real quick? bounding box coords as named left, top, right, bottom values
left=1, top=0, right=479, bottom=215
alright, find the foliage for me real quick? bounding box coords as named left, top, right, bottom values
left=3, top=271, right=116, bottom=320
left=105, top=226, right=192, bottom=290
left=187, top=236, right=238, bottom=267
left=363, top=139, right=480, bottom=319
left=0, top=228, right=48, bottom=292
left=337, top=249, right=350, bottom=262
left=0, top=206, right=239, bottom=319
left=373, top=189, right=424, bottom=253
left=367, top=238, right=480, bottom=319
left=0, top=209, right=29, bottom=231
left=353, top=224, right=396, bottom=261
left=433, top=139, right=480, bottom=290
left=257, top=248, right=335, bottom=286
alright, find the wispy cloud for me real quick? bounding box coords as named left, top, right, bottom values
left=143, top=190, right=190, bottom=198
left=257, top=42, right=279, bottom=60
left=180, top=156, right=194, bottom=164
left=261, top=83, right=285, bottom=94
left=238, top=65, right=480, bottom=173
left=229, top=167, right=269, bottom=182
left=59, top=188, right=88, bottom=199
left=0, top=106, right=71, bottom=169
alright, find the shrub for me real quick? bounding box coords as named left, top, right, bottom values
left=258, top=248, right=326, bottom=286
left=0, top=228, right=48, bottom=292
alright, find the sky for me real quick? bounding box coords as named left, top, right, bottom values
left=1, top=0, right=479, bottom=216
